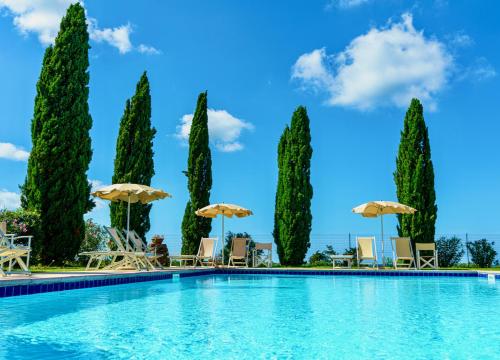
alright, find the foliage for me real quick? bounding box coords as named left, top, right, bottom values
left=79, top=219, right=108, bottom=253
left=223, top=231, right=256, bottom=265
left=435, top=236, right=464, bottom=267
left=20, top=3, right=93, bottom=265
left=466, top=239, right=498, bottom=268
left=181, top=92, right=212, bottom=254
left=110, top=72, right=156, bottom=239
left=343, top=247, right=358, bottom=266
left=394, top=98, right=437, bottom=248
left=273, top=106, right=313, bottom=266
left=309, top=245, right=336, bottom=266
left=0, top=209, right=42, bottom=262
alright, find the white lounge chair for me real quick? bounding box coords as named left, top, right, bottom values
left=356, top=236, right=378, bottom=268
left=0, top=221, right=32, bottom=276
left=127, top=230, right=163, bottom=269
left=416, top=242, right=438, bottom=269
left=228, top=237, right=249, bottom=267
left=170, top=237, right=218, bottom=267
left=391, top=237, right=416, bottom=269
left=252, top=242, right=273, bottom=268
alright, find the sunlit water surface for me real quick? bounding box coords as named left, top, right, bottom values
left=0, top=274, right=499, bottom=359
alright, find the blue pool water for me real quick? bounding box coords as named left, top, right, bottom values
left=0, top=274, right=499, bottom=359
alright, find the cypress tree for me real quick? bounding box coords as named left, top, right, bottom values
left=110, top=72, right=156, bottom=239
left=273, top=106, right=313, bottom=265
left=394, top=98, right=437, bottom=247
left=21, top=3, right=93, bottom=264
left=181, top=92, right=212, bottom=254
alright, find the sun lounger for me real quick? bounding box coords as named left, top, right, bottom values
left=170, top=237, right=218, bottom=267
left=228, top=237, right=249, bottom=267
left=391, top=237, right=416, bottom=269
left=356, top=236, right=378, bottom=268
left=416, top=242, right=438, bottom=269
left=127, top=230, right=163, bottom=269
left=0, top=221, right=32, bottom=276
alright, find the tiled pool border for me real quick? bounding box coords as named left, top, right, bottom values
left=0, top=268, right=497, bottom=299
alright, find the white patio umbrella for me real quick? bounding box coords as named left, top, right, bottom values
left=92, top=183, right=172, bottom=236
left=195, top=203, right=253, bottom=266
left=352, top=201, right=417, bottom=266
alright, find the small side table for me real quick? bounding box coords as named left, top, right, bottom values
left=330, top=255, right=354, bottom=269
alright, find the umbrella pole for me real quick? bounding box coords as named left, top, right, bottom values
left=380, top=215, right=384, bottom=267
left=221, top=212, right=225, bottom=266
left=127, top=195, right=131, bottom=239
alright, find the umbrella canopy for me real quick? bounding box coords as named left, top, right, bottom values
left=195, top=203, right=253, bottom=266
left=352, top=201, right=416, bottom=266
left=92, top=183, right=171, bottom=204
left=352, top=201, right=416, bottom=217
left=195, top=203, right=253, bottom=218
left=92, top=183, right=172, bottom=236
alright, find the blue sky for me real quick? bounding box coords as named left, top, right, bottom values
left=0, top=0, right=499, bottom=253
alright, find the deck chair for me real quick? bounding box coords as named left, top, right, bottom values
left=391, top=237, right=416, bottom=269
left=0, top=221, right=32, bottom=276
left=169, top=237, right=218, bottom=267
left=127, top=230, right=163, bottom=269
left=196, top=238, right=217, bottom=267
left=252, top=242, right=272, bottom=268
left=416, top=243, right=438, bottom=269
left=356, top=236, right=378, bottom=268
left=228, top=237, right=249, bottom=267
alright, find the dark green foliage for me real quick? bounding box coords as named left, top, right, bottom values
left=21, top=3, right=93, bottom=264
left=0, top=209, right=42, bottom=262
left=181, top=92, right=212, bottom=254
left=273, top=106, right=313, bottom=266
left=222, top=231, right=256, bottom=264
left=308, top=245, right=336, bottom=266
left=466, top=239, right=497, bottom=268
left=110, top=72, right=156, bottom=239
left=394, top=98, right=437, bottom=248
left=435, top=236, right=464, bottom=267
left=77, top=219, right=108, bottom=265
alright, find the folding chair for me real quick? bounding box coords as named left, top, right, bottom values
left=252, top=242, right=272, bottom=268
left=228, top=237, right=249, bottom=267
left=416, top=243, right=438, bottom=269
left=391, top=237, right=416, bottom=269
left=356, top=236, right=378, bottom=268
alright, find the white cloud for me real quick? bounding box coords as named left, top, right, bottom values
left=89, top=179, right=107, bottom=210
left=449, top=31, right=474, bottom=48
left=0, top=190, right=21, bottom=210
left=326, top=0, right=370, bottom=10
left=176, top=109, right=254, bottom=152
left=461, top=57, right=497, bottom=82
left=0, top=0, right=159, bottom=55
left=137, top=44, right=161, bottom=55
left=89, top=20, right=132, bottom=54
left=0, top=142, right=30, bottom=161
left=292, top=13, right=453, bottom=110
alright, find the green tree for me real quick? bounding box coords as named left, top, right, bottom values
left=394, top=98, right=437, bottom=248
left=110, top=72, right=156, bottom=239
left=21, top=3, right=93, bottom=264
left=273, top=106, right=313, bottom=265
left=181, top=92, right=212, bottom=254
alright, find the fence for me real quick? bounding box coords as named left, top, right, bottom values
left=160, top=233, right=500, bottom=266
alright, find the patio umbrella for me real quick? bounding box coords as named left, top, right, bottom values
left=352, top=201, right=416, bottom=265
left=92, top=183, right=172, bottom=236
left=195, top=203, right=253, bottom=266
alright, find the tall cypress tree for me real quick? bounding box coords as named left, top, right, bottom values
left=394, top=98, right=437, bottom=247
left=273, top=106, right=313, bottom=265
left=181, top=92, right=212, bottom=254
left=21, top=3, right=93, bottom=264
left=110, top=72, right=156, bottom=239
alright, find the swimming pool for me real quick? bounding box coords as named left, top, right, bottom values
left=1, top=274, right=499, bottom=359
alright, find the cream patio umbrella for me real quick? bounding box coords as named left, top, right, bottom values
left=352, top=201, right=416, bottom=266
left=92, top=184, right=172, bottom=236
left=195, top=203, right=253, bottom=266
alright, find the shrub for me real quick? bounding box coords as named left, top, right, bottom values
left=435, top=236, right=464, bottom=267
left=76, top=219, right=108, bottom=265
left=309, top=245, right=337, bottom=266
left=0, top=208, right=42, bottom=262
left=466, top=239, right=498, bottom=268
